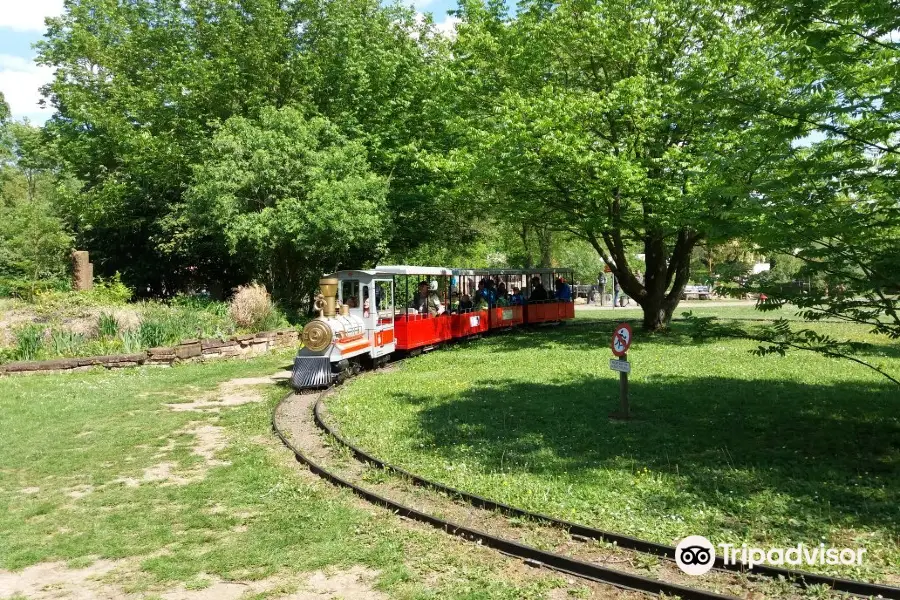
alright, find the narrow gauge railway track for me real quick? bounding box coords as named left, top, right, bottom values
left=274, top=391, right=736, bottom=600
left=273, top=390, right=900, bottom=600
left=312, top=397, right=900, bottom=599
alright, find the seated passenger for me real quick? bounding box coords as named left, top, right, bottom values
left=409, top=280, right=429, bottom=315
left=509, top=287, right=524, bottom=305
left=485, top=280, right=497, bottom=306
left=529, top=277, right=549, bottom=302
left=475, top=279, right=494, bottom=307
left=427, top=280, right=445, bottom=316
left=555, top=277, right=572, bottom=301
left=458, top=293, right=474, bottom=312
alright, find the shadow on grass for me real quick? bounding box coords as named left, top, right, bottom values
left=391, top=374, right=900, bottom=539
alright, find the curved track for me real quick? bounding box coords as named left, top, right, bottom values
left=311, top=396, right=900, bottom=599
left=274, top=391, right=738, bottom=600
left=273, top=390, right=900, bottom=600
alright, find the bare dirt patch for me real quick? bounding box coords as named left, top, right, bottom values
left=164, top=371, right=291, bottom=412
left=0, top=561, right=387, bottom=600
left=0, top=559, right=122, bottom=599
left=67, top=484, right=94, bottom=499
left=114, top=423, right=229, bottom=488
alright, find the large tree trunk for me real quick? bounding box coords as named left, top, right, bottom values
left=519, top=222, right=534, bottom=268
left=537, top=226, right=553, bottom=267
left=588, top=226, right=697, bottom=331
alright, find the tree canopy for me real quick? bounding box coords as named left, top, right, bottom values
left=741, top=0, right=900, bottom=340
left=37, top=0, right=453, bottom=297
left=186, top=107, right=388, bottom=306
left=443, top=0, right=797, bottom=329
left=15, top=0, right=899, bottom=349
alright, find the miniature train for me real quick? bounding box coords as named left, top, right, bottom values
left=290, top=265, right=575, bottom=390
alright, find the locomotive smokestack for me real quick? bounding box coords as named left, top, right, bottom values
left=319, top=278, right=338, bottom=317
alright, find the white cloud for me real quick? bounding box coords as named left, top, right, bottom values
left=410, top=13, right=461, bottom=41
left=0, top=0, right=65, bottom=32
left=434, top=15, right=461, bottom=38
left=0, top=54, right=54, bottom=122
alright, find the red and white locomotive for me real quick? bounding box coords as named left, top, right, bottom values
left=290, top=265, right=575, bottom=390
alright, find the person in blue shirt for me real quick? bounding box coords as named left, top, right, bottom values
left=476, top=279, right=495, bottom=307
left=509, top=287, right=524, bottom=305
left=555, top=277, right=572, bottom=301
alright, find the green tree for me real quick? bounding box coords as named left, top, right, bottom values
left=0, top=119, right=76, bottom=296
left=740, top=0, right=900, bottom=342
left=38, top=0, right=453, bottom=295
left=449, top=0, right=794, bottom=330
left=0, top=197, right=73, bottom=296
left=0, top=92, right=10, bottom=162
left=186, top=107, right=388, bottom=306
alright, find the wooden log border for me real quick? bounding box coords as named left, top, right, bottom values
left=0, top=329, right=299, bottom=376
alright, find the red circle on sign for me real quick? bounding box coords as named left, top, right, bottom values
left=610, top=323, right=633, bottom=357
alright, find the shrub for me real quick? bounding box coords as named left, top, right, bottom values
left=258, top=306, right=289, bottom=331
left=119, top=329, right=142, bottom=353
left=170, top=293, right=228, bottom=317
left=13, top=324, right=44, bottom=361
left=229, top=284, right=278, bottom=330
left=139, top=319, right=167, bottom=348
left=139, top=302, right=233, bottom=345
left=98, top=312, right=119, bottom=338
left=88, top=273, right=134, bottom=305
left=33, top=273, right=134, bottom=311
left=0, top=276, right=70, bottom=300
left=49, top=329, right=85, bottom=356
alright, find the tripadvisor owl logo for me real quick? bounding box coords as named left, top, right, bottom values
left=675, top=535, right=716, bottom=575
left=674, top=535, right=868, bottom=576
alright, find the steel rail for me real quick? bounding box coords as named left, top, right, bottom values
left=313, top=397, right=900, bottom=599
left=273, top=392, right=741, bottom=600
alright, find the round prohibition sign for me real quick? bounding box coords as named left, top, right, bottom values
left=610, top=323, right=633, bottom=357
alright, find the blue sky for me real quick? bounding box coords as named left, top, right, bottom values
left=0, top=0, right=460, bottom=125
left=0, top=0, right=64, bottom=123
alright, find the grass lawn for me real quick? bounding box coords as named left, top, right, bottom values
left=327, top=307, right=900, bottom=584
left=0, top=352, right=571, bottom=599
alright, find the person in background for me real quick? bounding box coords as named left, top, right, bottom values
left=427, top=280, right=445, bottom=316
left=530, top=276, right=549, bottom=302
left=598, top=271, right=607, bottom=306
left=612, top=274, right=620, bottom=308
left=555, top=277, right=572, bottom=301
left=486, top=279, right=498, bottom=306
left=509, top=287, right=524, bottom=305
left=497, top=281, right=508, bottom=300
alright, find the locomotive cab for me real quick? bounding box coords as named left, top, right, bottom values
left=291, top=271, right=397, bottom=390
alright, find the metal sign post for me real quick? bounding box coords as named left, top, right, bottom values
left=610, top=323, right=632, bottom=419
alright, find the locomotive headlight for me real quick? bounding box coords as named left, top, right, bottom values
left=302, top=320, right=333, bottom=352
